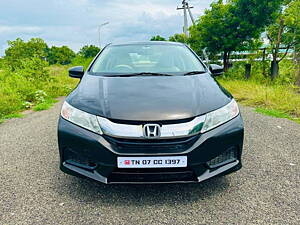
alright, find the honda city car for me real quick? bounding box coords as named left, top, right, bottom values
left=58, top=41, right=244, bottom=184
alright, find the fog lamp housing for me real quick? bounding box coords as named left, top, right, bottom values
left=64, top=148, right=97, bottom=170
left=207, top=147, right=238, bottom=169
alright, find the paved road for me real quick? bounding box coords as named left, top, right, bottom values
left=0, top=100, right=299, bottom=225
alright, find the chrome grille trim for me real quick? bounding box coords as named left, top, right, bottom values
left=97, top=115, right=206, bottom=139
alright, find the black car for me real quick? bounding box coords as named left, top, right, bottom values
left=58, top=41, right=244, bottom=184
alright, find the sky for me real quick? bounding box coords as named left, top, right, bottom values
left=0, top=0, right=213, bottom=55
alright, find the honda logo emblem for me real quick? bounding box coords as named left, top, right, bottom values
left=143, top=124, right=161, bottom=138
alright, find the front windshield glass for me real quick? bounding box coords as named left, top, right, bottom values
left=90, top=44, right=206, bottom=75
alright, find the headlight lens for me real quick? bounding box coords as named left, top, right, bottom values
left=201, top=99, right=239, bottom=133
left=61, top=101, right=102, bottom=134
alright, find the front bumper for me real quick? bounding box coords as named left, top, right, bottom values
left=58, top=115, right=244, bottom=184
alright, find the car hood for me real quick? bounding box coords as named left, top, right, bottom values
left=67, top=73, right=232, bottom=121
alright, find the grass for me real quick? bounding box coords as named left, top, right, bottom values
left=0, top=113, right=23, bottom=123
left=0, top=65, right=78, bottom=123
left=219, top=79, right=300, bottom=124
left=33, top=98, right=58, bottom=111
left=255, top=108, right=300, bottom=124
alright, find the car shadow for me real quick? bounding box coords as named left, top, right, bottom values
left=54, top=174, right=230, bottom=206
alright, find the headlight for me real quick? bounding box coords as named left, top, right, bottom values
left=61, top=101, right=102, bottom=134
left=201, top=99, right=239, bottom=133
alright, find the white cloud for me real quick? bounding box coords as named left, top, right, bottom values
left=0, top=26, right=42, bottom=34
left=0, top=0, right=213, bottom=55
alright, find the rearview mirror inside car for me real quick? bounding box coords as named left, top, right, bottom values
left=209, top=64, right=224, bottom=77
left=69, top=66, right=84, bottom=79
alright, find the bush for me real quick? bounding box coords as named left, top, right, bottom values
left=71, top=56, right=94, bottom=69
left=223, top=59, right=297, bottom=85
left=0, top=65, right=78, bottom=121
left=4, top=38, right=48, bottom=71
left=16, top=57, right=50, bottom=81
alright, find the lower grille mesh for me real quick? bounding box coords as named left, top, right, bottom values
left=108, top=168, right=197, bottom=183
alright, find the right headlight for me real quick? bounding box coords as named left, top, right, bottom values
left=61, top=101, right=103, bottom=134
left=201, top=99, right=239, bottom=133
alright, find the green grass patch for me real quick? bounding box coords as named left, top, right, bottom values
left=255, top=108, right=291, bottom=118
left=255, top=108, right=300, bottom=124
left=33, top=98, right=58, bottom=111
left=218, top=78, right=300, bottom=124
left=0, top=113, right=23, bottom=124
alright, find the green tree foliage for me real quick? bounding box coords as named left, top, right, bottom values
left=17, top=56, right=49, bottom=81
left=189, top=0, right=282, bottom=71
left=4, top=38, right=48, bottom=71
left=46, top=46, right=76, bottom=65
left=266, top=0, right=300, bottom=79
left=150, top=35, right=167, bottom=41
left=284, top=0, right=300, bottom=84
left=79, top=45, right=100, bottom=58
left=0, top=58, right=4, bottom=69
left=169, top=33, right=188, bottom=43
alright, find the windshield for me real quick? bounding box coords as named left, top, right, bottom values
left=90, top=44, right=206, bottom=75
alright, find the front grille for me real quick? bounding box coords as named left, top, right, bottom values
left=108, top=168, right=197, bottom=183
left=104, top=135, right=199, bottom=154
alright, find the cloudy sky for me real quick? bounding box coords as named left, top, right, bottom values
left=0, top=0, right=213, bottom=55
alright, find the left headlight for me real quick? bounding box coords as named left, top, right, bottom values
left=61, top=101, right=103, bottom=134
left=201, top=99, right=239, bottom=133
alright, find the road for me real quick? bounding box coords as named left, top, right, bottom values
left=0, top=100, right=299, bottom=225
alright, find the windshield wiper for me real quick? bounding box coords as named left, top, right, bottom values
left=115, top=72, right=174, bottom=77
left=183, top=71, right=207, bottom=76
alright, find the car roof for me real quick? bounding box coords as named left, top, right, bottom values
left=108, top=41, right=185, bottom=47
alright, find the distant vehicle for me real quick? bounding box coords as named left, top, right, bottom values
left=58, top=41, right=244, bottom=184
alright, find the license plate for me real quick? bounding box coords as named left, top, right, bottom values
left=117, top=156, right=187, bottom=168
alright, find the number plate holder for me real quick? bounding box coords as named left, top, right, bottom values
left=117, top=156, right=187, bottom=168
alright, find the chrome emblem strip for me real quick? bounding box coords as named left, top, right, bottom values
left=97, top=115, right=206, bottom=139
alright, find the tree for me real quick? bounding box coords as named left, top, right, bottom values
left=189, top=0, right=282, bottom=71
left=4, top=38, right=48, bottom=71
left=46, top=46, right=76, bottom=65
left=169, top=33, right=188, bottom=43
left=284, top=0, right=300, bottom=85
left=266, top=0, right=300, bottom=79
left=79, top=45, right=100, bottom=58
left=150, top=35, right=166, bottom=41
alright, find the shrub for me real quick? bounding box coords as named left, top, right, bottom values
left=224, top=59, right=297, bottom=85
left=16, top=57, right=50, bottom=81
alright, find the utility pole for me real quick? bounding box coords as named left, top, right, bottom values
left=98, top=22, right=109, bottom=49
left=177, top=0, right=195, bottom=37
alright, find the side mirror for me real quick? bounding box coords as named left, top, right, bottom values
left=69, top=66, right=84, bottom=79
left=209, top=64, right=224, bottom=77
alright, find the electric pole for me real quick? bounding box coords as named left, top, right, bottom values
left=177, top=0, right=195, bottom=37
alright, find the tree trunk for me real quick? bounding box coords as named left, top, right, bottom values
left=270, top=60, right=279, bottom=80
left=223, top=51, right=230, bottom=72
left=296, top=53, right=300, bottom=86
left=245, top=64, right=251, bottom=79
left=269, top=17, right=284, bottom=80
